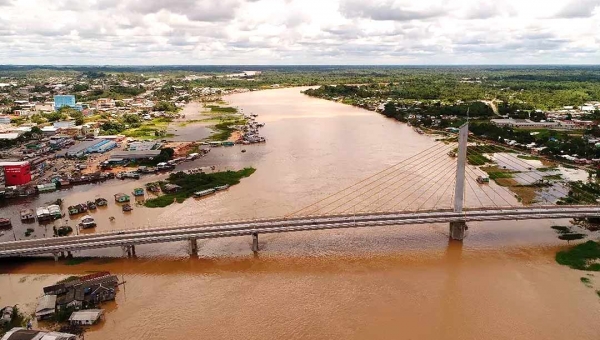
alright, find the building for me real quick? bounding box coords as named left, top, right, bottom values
left=0, top=328, right=76, bottom=340
left=53, top=121, right=75, bottom=129
left=35, top=295, right=57, bottom=320
left=0, top=161, right=31, bottom=186
left=69, top=309, right=104, bottom=326
left=54, top=95, right=76, bottom=111
left=111, top=150, right=162, bottom=160
left=64, top=139, right=111, bottom=157
left=0, top=133, right=19, bottom=140
left=0, top=116, right=11, bottom=124
left=128, top=141, right=160, bottom=151
left=490, top=118, right=582, bottom=130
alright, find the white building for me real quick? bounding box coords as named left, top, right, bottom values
left=0, top=328, right=76, bottom=340
left=69, top=309, right=104, bottom=326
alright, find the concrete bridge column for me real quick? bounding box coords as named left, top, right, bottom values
left=252, top=233, right=259, bottom=252
left=130, top=245, right=136, bottom=258
left=188, top=238, right=198, bottom=255
left=66, top=251, right=73, bottom=258
left=53, top=253, right=59, bottom=262
left=449, top=221, right=467, bottom=241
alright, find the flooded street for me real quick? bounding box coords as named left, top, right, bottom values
left=1, top=87, right=599, bottom=339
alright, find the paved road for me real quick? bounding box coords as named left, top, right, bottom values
left=1, top=206, right=598, bottom=257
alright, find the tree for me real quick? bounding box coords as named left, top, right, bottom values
left=382, top=102, right=397, bottom=118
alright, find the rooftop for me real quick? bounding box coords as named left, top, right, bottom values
left=69, top=309, right=104, bottom=322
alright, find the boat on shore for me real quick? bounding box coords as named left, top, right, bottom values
left=20, top=209, right=36, bottom=222
left=214, top=184, right=230, bottom=191
left=193, top=188, right=215, bottom=198
left=0, top=218, right=11, bottom=229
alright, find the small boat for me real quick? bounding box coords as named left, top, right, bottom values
left=47, top=205, right=62, bottom=220
left=87, top=201, right=97, bottom=210
left=194, top=188, right=216, bottom=198
left=0, top=218, right=11, bottom=228
left=68, top=204, right=88, bottom=216
left=133, top=188, right=145, bottom=196
left=241, top=149, right=246, bottom=153
left=79, top=215, right=96, bottom=229
left=95, top=198, right=108, bottom=206
left=122, top=204, right=133, bottom=212
left=114, top=193, right=130, bottom=203
left=476, top=176, right=490, bottom=184
left=20, top=209, right=35, bottom=222
left=214, top=184, right=230, bottom=191
left=36, top=207, right=52, bottom=221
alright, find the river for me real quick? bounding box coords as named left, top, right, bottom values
left=1, top=87, right=599, bottom=339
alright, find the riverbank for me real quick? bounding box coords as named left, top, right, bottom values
left=2, top=87, right=600, bottom=340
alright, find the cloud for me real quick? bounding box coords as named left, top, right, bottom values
left=554, top=0, right=600, bottom=18
left=127, top=0, right=240, bottom=22
left=339, top=0, right=445, bottom=21
left=0, top=0, right=598, bottom=64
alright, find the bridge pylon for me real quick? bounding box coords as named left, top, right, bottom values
left=450, top=123, right=469, bottom=241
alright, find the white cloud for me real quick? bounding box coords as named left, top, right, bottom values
left=0, top=0, right=598, bottom=64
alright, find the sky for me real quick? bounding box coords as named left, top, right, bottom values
left=0, top=0, right=599, bottom=65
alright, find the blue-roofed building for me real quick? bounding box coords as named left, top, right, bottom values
left=54, top=95, right=79, bottom=111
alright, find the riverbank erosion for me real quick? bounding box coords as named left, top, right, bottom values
left=2, top=87, right=600, bottom=340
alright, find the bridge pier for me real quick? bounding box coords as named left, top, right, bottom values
left=449, top=221, right=467, bottom=241
left=188, top=238, right=198, bottom=256
left=53, top=253, right=59, bottom=262
left=252, top=233, right=259, bottom=252
left=130, top=245, right=136, bottom=258
left=66, top=251, right=73, bottom=258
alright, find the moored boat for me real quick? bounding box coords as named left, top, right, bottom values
left=87, top=201, right=97, bottom=210
left=214, top=184, right=230, bottom=191
left=79, top=215, right=97, bottom=229
left=47, top=205, right=62, bottom=220
left=36, top=207, right=52, bottom=222
left=20, top=209, right=36, bottom=222
left=0, top=218, right=11, bottom=228
left=122, top=204, right=133, bottom=212
left=95, top=198, right=108, bottom=206
left=133, top=188, right=144, bottom=196
left=193, top=188, right=216, bottom=198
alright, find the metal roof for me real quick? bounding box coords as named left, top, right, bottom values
left=68, top=309, right=104, bottom=322
left=35, top=295, right=57, bottom=313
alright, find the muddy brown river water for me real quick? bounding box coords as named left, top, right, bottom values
left=1, top=87, right=599, bottom=339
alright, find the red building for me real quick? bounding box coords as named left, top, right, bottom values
left=0, top=161, right=31, bottom=186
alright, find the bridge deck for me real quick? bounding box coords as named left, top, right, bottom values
left=1, top=206, right=598, bottom=257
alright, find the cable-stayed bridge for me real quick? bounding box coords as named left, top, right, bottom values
left=1, top=124, right=599, bottom=259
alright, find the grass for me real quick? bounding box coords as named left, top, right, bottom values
left=56, top=275, right=80, bottom=284
left=537, top=167, right=558, bottom=172
left=467, top=154, right=490, bottom=166
left=517, top=155, right=540, bottom=160
left=206, top=105, right=238, bottom=113
left=145, top=168, right=256, bottom=208
left=556, top=240, right=600, bottom=271
left=1, top=306, right=28, bottom=336
left=542, top=174, right=562, bottom=180
left=65, top=257, right=92, bottom=266
left=208, top=119, right=246, bottom=141
left=597, top=290, right=600, bottom=298
left=580, top=277, right=592, bottom=287
left=24, top=228, right=34, bottom=237
left=122, top=119, right=170, bottom=140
